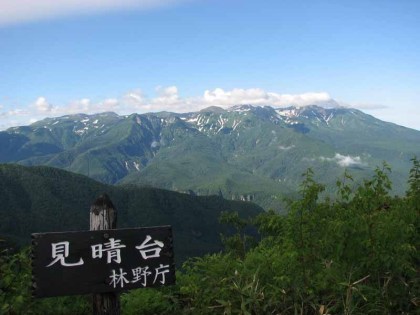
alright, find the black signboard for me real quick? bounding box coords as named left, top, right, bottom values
left=32, top=226, right=175, bottom=298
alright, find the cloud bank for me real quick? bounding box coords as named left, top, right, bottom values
left=201, top=88, right=332, bottom=108
left=122, top=87, right=333, bottom=113
left=0, top=0, right=191, bottom=26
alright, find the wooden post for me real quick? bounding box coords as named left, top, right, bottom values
left=90, top=194, right=120, bottom=315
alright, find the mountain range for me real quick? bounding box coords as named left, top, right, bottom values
left=1, top=104, right=419, bottom=210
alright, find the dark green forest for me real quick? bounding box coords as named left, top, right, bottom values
left=1, top=159, right=419, bottom=314
left=0, top=164, right=262, bottom=262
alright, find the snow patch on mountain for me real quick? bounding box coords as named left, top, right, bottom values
left=74, top=127, right=89, bottom=135
left=232, top=119, right=241, bottom=130
left=278, top=145, right=295, bottom=151
left=272, top=105, right=344, bottom=126
left=185, top=117, right=199, bottom=123
left=230, top=105, right=253, bottom=112
left=325, top=113, right=334, bottom=125
left=276, top=108, right=297, bottom=118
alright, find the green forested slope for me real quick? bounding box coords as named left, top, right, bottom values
left=1, top=160, right=418, bottom=314
left=0, top=164, right=262, bottom=262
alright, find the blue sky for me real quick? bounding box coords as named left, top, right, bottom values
left=0, top=0, right=419, bottom=130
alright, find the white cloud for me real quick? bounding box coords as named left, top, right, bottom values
left=124, top=90, right=145, bottom=106
left=99, top=98, right=119, bottom=111
left=137, top=86, right=330, bottom=113
left=6, top=108, right=30, bottom=116
left=34, top=96, right=53, bottom=112
left=23, top=88, right=334, bottom=122
left=275, top=92, right=332, bottom=107
left=124, top=87, right=333, bottom=114
left=334, top=154, right=364, bottom=167
left=319, top=153, right=366, bottom=167
left=203, top=88, right=268, bottom=105
left=0, top=0, right=192, bottom=26
left=0, top=108, right=31, bottom=129
left=123, top=91, right=154, bottom=112
left=134, top=85, right=194, bottom=113
left=153, top=86, right=180, bottom=105
left=67, top=98, right=92, bottom=113
left=200, top=88, right=331, bottom=108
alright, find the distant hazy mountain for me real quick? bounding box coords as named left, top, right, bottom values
left=1, top=105, right=419, bottom=210
left=0, top=164, right=262, bottom=262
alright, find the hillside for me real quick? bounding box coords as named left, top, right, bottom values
left=1, top=105, right=419, bottom=210
left=0, top=164, right=262, bottom=262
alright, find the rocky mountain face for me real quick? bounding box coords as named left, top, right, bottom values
left=2, top=105, right=419, bottom=210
